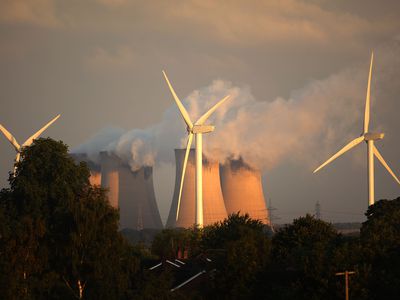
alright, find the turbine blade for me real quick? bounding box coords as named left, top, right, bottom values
left=373, top=145, right=400, bottom=185
left=0, top=124, right=20, bottom=151
left=13, top=152, right=21, bottom=176
left=176, top=133, right=193, bottom=221
left=162, top=71, right=193, bottom=129
left=22, top=114, right=60, bottom=147
left=363, top=52, right=373, bottom=134
left=313, top=136, right=364, bottom=173
left=15, top=152, right=21, bottom=163
left=195, top=95, right=230, bottom=125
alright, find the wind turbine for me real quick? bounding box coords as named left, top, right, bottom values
left=0, top=114, right=61, bottom=175
left=162, top=71, right=230, bottom=227
left=313, top=52, right=400, bottom=206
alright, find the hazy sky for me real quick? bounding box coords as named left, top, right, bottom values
left=1, top=0, right=400, bottom=224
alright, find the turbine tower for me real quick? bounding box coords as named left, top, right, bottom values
left=167, top=149, right=227, bottom=228
left=162, top=70, right=230, bottom=227
left=0, top=114, right=61, bottom=174
left=313, top=52, right=400, bottom=206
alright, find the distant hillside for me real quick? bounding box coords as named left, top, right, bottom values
left=332, top=222, right=361, bottom=230
left=273, top=222, right=361, bottom=236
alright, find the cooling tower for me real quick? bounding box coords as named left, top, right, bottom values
left=100, top=151, right=120, bottom=209
left=220, top=158, right=270, bottom=225
left=118, top=165, right=163, bottom=230
left=167, top=149, right=227, bottom=228
left=70, top=153, right=101, bottom=186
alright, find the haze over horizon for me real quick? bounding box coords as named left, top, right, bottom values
left=1, top=0, right=400, bottom=224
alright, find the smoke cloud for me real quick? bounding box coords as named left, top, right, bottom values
left=72, top=39, right=400, bottom=172
left=72, top=126, right=125, bottom=163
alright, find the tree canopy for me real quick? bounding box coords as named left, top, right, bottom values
left=0, top=138, right=139, bottom=299
left=360, top=197, right=400, bottom=299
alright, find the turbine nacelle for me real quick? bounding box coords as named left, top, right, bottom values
left=363, top=132, right=384, bottom=141
left=191, top=125, right=215, bottom=134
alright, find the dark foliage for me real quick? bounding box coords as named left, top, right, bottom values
left=254, top=214, right=340, bottom=299
left=0, top=139, right=139, bottom=299
left=360, top=197, right=400, bottom=299
left=200, top=213, right=270, bottom=299
left=1, top=138, right=400, bottom=299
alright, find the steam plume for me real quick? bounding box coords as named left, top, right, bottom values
left=73, top=39, right=400, bottom=172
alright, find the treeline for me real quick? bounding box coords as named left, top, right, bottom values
left=0, top=139, right=144, bottom=299
left=150, top=200, right=400, bottom=300
left=0, top=138, right=399, bottom=299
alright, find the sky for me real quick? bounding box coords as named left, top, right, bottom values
left=1, top=0, right=400, bottom=224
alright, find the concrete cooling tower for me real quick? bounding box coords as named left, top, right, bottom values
left=167, top=149, right=227, bottom=228
left=100, top=151, right=163, bottom=230
left=70, top=153, right=101, bottom=186
left=100, top=151, right=120, bottom=209
left=118, top=165, right=163, bottom=230
left=220, top=158, right=270, bottom=225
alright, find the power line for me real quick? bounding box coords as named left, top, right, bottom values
left=268, top=198, right=280, bottom=231
left=315, top=201, right=321, bottom=220
left=336, top=271, right=356, bottom=300
left=321, top=210, right=364, bottom=216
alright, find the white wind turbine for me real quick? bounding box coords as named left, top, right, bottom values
left=162, top=71, right=230, bottom=227
left=313, top=52, right=400, bottom=206
left=0, top=114, right=61, bottom=175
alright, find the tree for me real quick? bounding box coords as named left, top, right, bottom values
left=0, top=138, right=88, bottom=299
left=151, top=227, right=202, bottom=260
left=152, top=228, right=188, bottom=259
left=51, top=186, right=140, bottom=299
left=259, top=214, right=340, bottom=300
left=360, top=197, right=400, bottom=299
left=0, top=138, right=139, bottom=299
left=201, top=213, right=270, bottom=299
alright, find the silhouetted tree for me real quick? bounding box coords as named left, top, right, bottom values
left=259, top=214, right=340, bottom=300
left=0, top=138, right=139, bottom=299
left=152, top=227, right=202, bottom=260
left=201, top=213, right=270, bottom=299
left=360, top=197, right=400, bottom=299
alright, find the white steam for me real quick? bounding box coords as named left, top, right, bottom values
left=73, top=39, right=400, bottom=172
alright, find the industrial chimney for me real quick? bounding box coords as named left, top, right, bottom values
left=220, top=158, right=270, bottom=225
left=100, top=151, right=120, bottom=209
left=118, top=164, right=163, bottom=230
left=167, top=149, right=227, bottom=228
left=70, top=153, right=101, bottom=186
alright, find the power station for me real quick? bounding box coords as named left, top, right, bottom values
left=66, top=71, right=271, bottom=231
left=167, top=150, right=270, bottom=228
left=72, top=150, right=270, bottom=230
